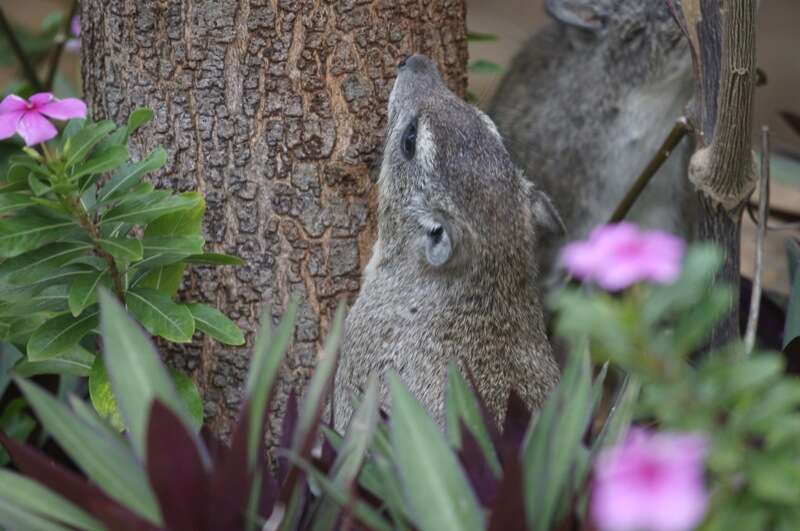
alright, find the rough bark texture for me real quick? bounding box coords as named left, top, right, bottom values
left=81, top=0, right=467, bottom=441
left=671, top=0, right=758, bottom=349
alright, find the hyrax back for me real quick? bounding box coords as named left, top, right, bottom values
left=489, top=0, right=697, bottom=281
left=334, top=55, right=563, bottom=431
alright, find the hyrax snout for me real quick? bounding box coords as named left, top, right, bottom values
left=334, top=54, right=562, bottom=431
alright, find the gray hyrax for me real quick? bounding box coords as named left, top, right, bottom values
left=489, top=0, right=696, bottom=282
left=334, top=55, right=563, bottom=431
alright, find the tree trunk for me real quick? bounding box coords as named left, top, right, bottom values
left=81, top=0, right=467, bottom=441
left=669, top=0, right=758, bottom=349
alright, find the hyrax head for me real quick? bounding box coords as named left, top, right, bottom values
left=378, top=54, right=563, bottom=274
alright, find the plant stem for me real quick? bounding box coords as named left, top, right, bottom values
left=608, top=119, right=689, bottom=224
left=64, top=193, right=127, bottom=302
left=44, top=1, right=79, bottom=91
left=0, top=7, right=43, bottom=92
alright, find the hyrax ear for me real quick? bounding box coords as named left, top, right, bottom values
left=422, top=219, right=453, bottom=268
left=545, top=0, right=609, bottom=31
left=527, top=185, right=566, bottom=238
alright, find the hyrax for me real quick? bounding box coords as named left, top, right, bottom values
left=334, top=55, right=563, bottom=431
left=489, top=0, right=696, bottom=282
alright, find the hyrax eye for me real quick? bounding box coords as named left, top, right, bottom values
left=401, top=118, right=417, bottom=159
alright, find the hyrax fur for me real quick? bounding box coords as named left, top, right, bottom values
left=334, top=55, right=563, bottom=431
left=489, top=0, right=697, bottom=282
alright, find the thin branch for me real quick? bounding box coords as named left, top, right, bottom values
left=0, top=7, right=43, bottom=92
left=44, top=1, right=80, bottom=91
left=608, top=118, right=689, bottom=224
left=744, top=127, right=771, bottom=356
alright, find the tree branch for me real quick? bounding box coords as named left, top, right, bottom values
left=0, top=7, right=43, bottom=92
left=44, top=1, right=80, bottom=91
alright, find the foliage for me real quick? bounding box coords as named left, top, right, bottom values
left=0, top=106, right=243, bottom=428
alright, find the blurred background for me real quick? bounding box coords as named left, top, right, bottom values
left=2, top=0, right=799, bottom=293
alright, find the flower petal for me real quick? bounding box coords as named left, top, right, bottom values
left=28, top=92, right=55, bottom=108
left=65, top=39, right=81, bottom=53
left=39, top=97, right=87, bottom=121
left=17, top=112, right=58, bottom=146
left=70, top=15, right=80, bottom=37
left=0, top=110, right=24, bottom=140
left=0, top=94, right=28, bottom=113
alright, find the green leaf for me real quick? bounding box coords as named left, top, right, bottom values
left=523, top=348, right=593, bottom=531
left=14, top=377, right=161, bottom=523
left=70, top=145, right=129, bottom=180
left=0, top=212, right=77, bottom=258
left=13, top=346, right=95, bottom=378
left=445, top=364, right=501, bottom=476
left=0, top=241, right=90, bottom=286
left=138, top=263, right=186, bottom=296
left=0, top=496, right=73, bottom=531
left=468, top=59, right=503, bottom=74
left=172, top=370, right=204, bottom=430
left=128, top=108, right=155, bottom=136
left=98, top=289, right=194, bottom=458
left=89, top=356, right=125, bottom=431
left=246, top=301, right=298, bottom=465
left=97, top=147, right=167, bottom=203
left=0, top=343, right=22, bottom=396
left=0, top=192, right=35, bottom=214
left=126, top=287, right=195, bottom=343
left=185, top=252, right=244, bottom=266
left=466, top=30, right=498, bottom=42
left=0, top=397, right=35, bottom=466
left=785, top=247, right=800, bottom=348
left=97, top=237, right=144, bottom=263
left=101, top=192, right=202, bottom=226
left=592, top=376, right=640, bottom=454
left=312, top=375, right=380, bottom=531
left=389, top=373, right=483, bottom=531
left=187, top=303, right=245, bottom=346
left=26, top=308, right=99, bottom=361
left=135, top=235, right=204, bottom=268
left=64, top=120, right=117, bottom=168
left=68, top=270, right=108, bottom=317
left=0, top=470, right=104, bottom=531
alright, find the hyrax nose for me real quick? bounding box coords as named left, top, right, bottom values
left=397, top=54, right=430, bottom=72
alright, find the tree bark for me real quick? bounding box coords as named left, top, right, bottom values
left=81, top=0, right=467, bottom=441
left=669, top=0, right=758, bottom=349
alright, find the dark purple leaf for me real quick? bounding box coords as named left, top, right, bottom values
left=200, top=425, right=225, bottom=467
left=501, top=390, right=531, bottom=458
left=277, top=390, right=298, bottom=484
left=781, top=111, right=800, bottom=138
left=87, top=502, right=163, bottom=531
left=487, top=451, right=526, bottom=531
left=321, top=431, right=337, bottom=471
left=457, top=419, right=499, bottom=507
left=207, top=401, right=255, bottom=530
left=783, top=337, right=800, bottom=375
left=739, top=276, right=785, bottom=352
left=145, top=401, right=210, bottom=531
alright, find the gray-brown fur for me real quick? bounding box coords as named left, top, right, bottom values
left=489, top=0, right=697, bottom=282
left=334, top=55, right=562, bottom=431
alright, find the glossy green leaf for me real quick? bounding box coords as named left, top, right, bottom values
left=389, top=373, right=483, bottom=531
left=445, top=364, right=501, bottom=476
left=0, top=242, right=90, bottom=286
left=14, top=346, right=95, bottom=378
left=64, top=120, right=117, bottom=168
left=101, top=192, right=202, bottom=226
left=135, top=235, right=204, bottom=268
left=0, top=470, right=104, bottom=531
left=0, top=343, right=22, bottom=396
left=126, top=287, right=195, bottom=342
left=97, top=147, right=167, bottom=203
left=127, top=108, right=155, bottom=136
left=187, top=303, right=245, bottom=346
left=246, top=301, right=298, bottom=465
left=0, top=192, right=35, bottom=214
left=89, top=356, right=126, bottom=431
left=97, top=237, right=144, bottom=263
left=98, top=289, right=194, bottom=458
left=26, top=308, right=99, bottom=360
left=27, top=174, right=50, bottom=196
left=138, top=263, right=186, bottom=296
left=68, top=270, right=108, bottom=317
left=0, top=213, right=77, bottom=258
left=172, top=370, right=204, bottom=430
left=70, top=145, right=129, bottom=180
left=14, top=377, right=161, bottom=523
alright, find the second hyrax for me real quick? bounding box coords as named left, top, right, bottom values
left=334, top=55, right=563, bottom=431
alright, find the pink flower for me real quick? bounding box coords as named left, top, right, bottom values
left=65, top=15, right=81, bottom=53
left=0, top=93, right=87, bottom=146
left=591, top=429, right=709, bottom=531
left=559, top=222, right=684, bottom=291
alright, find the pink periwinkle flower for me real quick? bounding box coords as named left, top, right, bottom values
left=560, top=222, right=684, bottom=291
left=65, top=15, right=81, bottom=53
left=591, top=428, right=709, bottom=531
left=0, top=93, right=87, bottom=146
